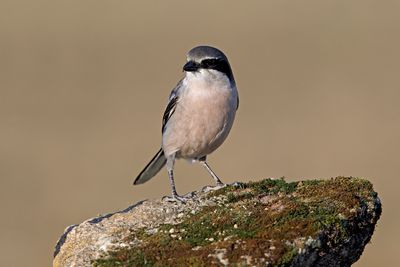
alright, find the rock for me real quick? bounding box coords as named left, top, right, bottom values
left=53, top=177, right=381, bottom=267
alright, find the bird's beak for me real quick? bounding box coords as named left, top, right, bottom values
left=183, top=61, right=199, bottom=72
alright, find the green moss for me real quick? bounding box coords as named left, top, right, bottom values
left=300, top=179, right=321, bottom=186
left=92, top=177, right=377, bottom=267
left=93, top=250, right=155, bottom=267
left=247, top=177, right=298, bottom=195
left=179, top=207, right=221, bottom=246
left=226, top=191, right=255, bottom=203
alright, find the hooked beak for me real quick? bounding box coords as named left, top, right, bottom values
left=183, top=61, right=199, bottom=72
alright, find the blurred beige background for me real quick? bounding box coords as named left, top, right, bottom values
left=1, top=0, right=399, bottom=266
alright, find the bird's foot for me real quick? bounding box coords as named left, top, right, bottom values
left=163, top=193, right=192, bottom=203
left=202, top=183, right=226, bottom=193
left=216, top=181, right=225, bottom=188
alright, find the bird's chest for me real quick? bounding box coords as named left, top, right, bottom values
left=162, top=73, right=237, bottom=158
left=179, top=81, right=234, bottom=128
left=173, top=80, right=235, bottom=157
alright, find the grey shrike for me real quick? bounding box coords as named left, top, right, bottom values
left=133, top=45, right=239, bottom=202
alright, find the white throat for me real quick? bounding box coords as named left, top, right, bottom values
left=184, top=69, right=232, bottom=88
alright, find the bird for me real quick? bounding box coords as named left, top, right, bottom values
left=133, top=45, right=239, bottom=202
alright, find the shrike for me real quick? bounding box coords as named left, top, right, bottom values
left=133, top=46, right=239, bottom=202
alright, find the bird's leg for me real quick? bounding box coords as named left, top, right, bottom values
left=199, top=156, right=224, bottom=187
left=164, top=154, right=189, bottom=203
left=167, top=169, right=179, bottom=198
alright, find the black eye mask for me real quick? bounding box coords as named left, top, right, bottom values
left=201, top=58, right=233, bottom=79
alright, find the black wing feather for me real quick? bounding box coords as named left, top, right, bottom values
left=161, top=80, right=183, bottom=133
left=162, top=95, right=178, bottom=133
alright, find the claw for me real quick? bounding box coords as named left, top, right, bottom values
left=216, top=182, right=225, bottom=188
left=202, top=183, right=226, bottom=193
left=163, top=194, right=190, bottom=203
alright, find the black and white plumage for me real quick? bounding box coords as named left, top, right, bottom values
left=134, top=45, right=239, bottom=202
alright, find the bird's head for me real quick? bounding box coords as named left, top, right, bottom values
left=183, top=46, right=234, bottom=81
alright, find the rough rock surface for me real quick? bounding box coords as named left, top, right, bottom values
left=53, top=177, right=381, bottom=267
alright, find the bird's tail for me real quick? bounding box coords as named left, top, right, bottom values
left=133, top=148, right=166, bottom=185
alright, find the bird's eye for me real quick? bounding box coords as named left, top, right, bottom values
left=202, top=58, right=219, bottom=68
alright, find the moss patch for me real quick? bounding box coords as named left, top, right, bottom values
left=92, top=177, right=378, bottom=267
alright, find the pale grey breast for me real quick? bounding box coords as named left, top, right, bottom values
left=162, top=70, right=237, bottom=159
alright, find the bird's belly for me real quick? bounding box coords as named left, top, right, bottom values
left=162, top=89, right=236, bottom=159
left=178, top=109, right=232, bottom=159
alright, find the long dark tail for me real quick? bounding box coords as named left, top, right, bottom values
left=133, top=148, right=166, bottom=185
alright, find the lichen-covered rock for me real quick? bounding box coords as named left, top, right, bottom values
left=53, top=177, right=381, bottom=267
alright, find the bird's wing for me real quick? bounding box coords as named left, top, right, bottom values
left=162, top=79, right=183, bottom=133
